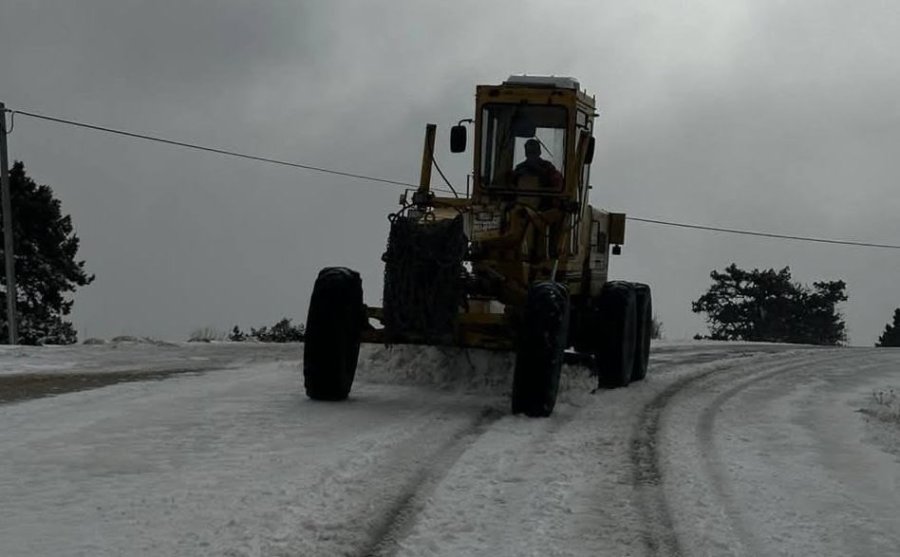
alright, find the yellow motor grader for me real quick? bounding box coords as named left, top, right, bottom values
left=304, top=76, right=652, bottom=416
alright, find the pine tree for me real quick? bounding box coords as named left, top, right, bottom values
left=229, top=325, right=246, bottom=342
left=692, top=264, right=847, bottom=345
left=875, top=308, right=900, bottom=347
left=0, top=162, right=94, bottom=344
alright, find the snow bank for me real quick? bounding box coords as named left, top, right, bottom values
left=357, top=345, right=597, bottom=402
left=0, top=341, right=301, bottom=377
left=859, top=386, right=900, bottom=459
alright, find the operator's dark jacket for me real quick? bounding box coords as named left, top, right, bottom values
left=514, top=158, right=563, bottom=189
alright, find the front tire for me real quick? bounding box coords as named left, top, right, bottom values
left=512, top=282, right=570, bottom=417
left=303, top=267, right=364, bottom=401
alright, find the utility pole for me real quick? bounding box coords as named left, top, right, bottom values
left=0, top=103, right=18, bottom=344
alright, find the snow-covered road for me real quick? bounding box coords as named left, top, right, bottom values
left=1, top=341, right=897, bottom=556
left=650, top=348, right=900, bottom=556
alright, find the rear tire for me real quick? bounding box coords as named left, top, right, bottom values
left=595, top=281, right=637, bottom=388
left=631, top=283, right=652, bottom=382
left=512, top=282, right=570, bottom=417
left=303, top=267, right=364, bottom=401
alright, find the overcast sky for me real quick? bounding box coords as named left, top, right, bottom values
left=1, top=0, right=899, bottom=344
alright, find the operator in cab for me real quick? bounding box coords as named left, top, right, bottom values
left=514, top=138, right=563, bottom=190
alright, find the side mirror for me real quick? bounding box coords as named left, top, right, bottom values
left=584, top=136, right=596, bottom=165
left=450, top=125, right=467, bottom=153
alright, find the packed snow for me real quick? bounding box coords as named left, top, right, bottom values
left=0, top=341, right=898, bottom=556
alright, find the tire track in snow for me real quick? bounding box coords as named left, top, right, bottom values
left=629, top=352, right=828, bottom=556
left=694, top=355, right=848, bottom=496
left=630, top=351, right=774, bottom=555
left=373, top=400, right=585, bottom=557
left=305, top=345, right=797, bottom=556
left=691, top=350, right=864, bottom=556
left=359, top=406, right=507, bottom=557
left=0, top=366, right=224, bottom=404
left=278, top=391, right=507, bottom=557
left=692, top=358, right=833, bottom=556
left=631, top=367, right=728, bottom=556
left=631, top=349, right=843, bottom=556
left=368, top=348, right=753, bottom=556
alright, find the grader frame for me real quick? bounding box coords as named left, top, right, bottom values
left=303, top=76, right=652, bottom=416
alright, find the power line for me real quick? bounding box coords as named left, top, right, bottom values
left=6, top=107, right=456, bottom=195
left=628, top=216, right=900, bottom=250
left=431, top=156, right=460, bottom=198
left=6, top=106, right=899, bottom=251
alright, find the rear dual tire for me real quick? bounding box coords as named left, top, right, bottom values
left=631, top=283, right=652, bottom=382
left=595, top=281, right=652, bottom=387
left=595, top=281, right=637, bottom=388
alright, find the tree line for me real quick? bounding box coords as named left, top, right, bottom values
left=2, top=161, right=899, bottom=346
left=691, top=263, right=899, bottom=347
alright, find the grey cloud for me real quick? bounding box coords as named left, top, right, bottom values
left=1, top=0, right=898, bottom=344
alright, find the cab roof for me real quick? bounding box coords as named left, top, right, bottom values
left=502, top=75, right=580, bottom=90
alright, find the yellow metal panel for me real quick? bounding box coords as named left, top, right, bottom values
left=419, top=124, right=436, bottom=193
left=432, top=206, right=460, bottom=220
left=433, top=197, right=471, bottom=208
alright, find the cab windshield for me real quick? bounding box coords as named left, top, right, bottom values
left=480, top=104, right=567, bottom=191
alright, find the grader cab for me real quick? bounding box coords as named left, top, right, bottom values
left=304, top=76, right=652, bottom=417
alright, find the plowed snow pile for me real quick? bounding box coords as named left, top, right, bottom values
left=358, top=344, right=597, bottom=401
